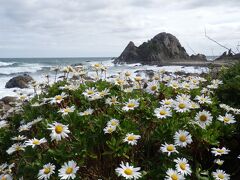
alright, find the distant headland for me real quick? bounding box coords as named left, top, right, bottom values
left=114, top=32, right=240, bottom=67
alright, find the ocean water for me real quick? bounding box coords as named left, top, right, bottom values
left=0, top=57, right=210, bottom=98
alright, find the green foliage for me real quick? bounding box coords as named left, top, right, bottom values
left=217, top=62, right=240, bottom=108
left=0, top=72, right=239, bottom=179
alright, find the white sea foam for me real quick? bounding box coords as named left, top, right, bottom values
left=0, top=63, right=46, bottom=75
left=0, top=61, right=15, bottom=67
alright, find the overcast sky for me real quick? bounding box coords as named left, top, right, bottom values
left=0, top=0, right=240, bottom=57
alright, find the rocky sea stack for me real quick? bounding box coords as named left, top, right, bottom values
left=114, top=32, right=207, bottom=65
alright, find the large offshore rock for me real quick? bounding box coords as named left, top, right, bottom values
left=114, top=32, right=205, bottom=65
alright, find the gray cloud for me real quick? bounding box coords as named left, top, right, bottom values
left=0, top=0, right=240, bottom=57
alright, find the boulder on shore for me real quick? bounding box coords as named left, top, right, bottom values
left=114, top=32, right=207, bottom=65
left=5, top=74, right=34, bottom=89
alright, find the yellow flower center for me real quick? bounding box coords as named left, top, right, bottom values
left=160, top=110, right=167, bottom=115
left=107, top=128, right=113, bottom=133
left=55, top=95, right=62, bottom=101
left=33, top=139, right=40, bottom=145
left=127, top=103, right=135, bottom=108
left=167, top=145, right=174, bottom=151
left=179, top=163, right=186, bottom=170
left=178, top=103, right=186, bottom=109
left=199, top=115, right=207, bottom=122
left=64, top=108, right=71, bottom=113
left=151, top=86, right=157, bottom=91
left=125, top=72, right=131, bottom=76
left=66, top=167, right=73, bottom=174
left=171, top=174, right=179, bottom=180
left=165, top=101, right=171, bottom=105
left=124, top=168, right=133, bottom=175
left=179, top=135, right=186, bottom=142
left=44, top=167, right=51, bottom=174
left=111, top=99, right=117, bottom=103
left=16, top=146, right=22, bottom=151
left=218, top=173, right=225, bottom=179
left=55, top=125, right=63, bottom=134
left=223, top=117, right=229, bottom=122
left=111, top=121, right=117, bottom=126
left=117, top=79, right=124, bottom=84
left=87, top=90, right=94, bottom=95
left=135, top=77, right=142, bottom=81
left=217, top=149, right=224, bottom=153
left=127, top=135, right=135, bottom=141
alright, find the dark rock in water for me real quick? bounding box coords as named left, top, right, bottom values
left=72, top=63, right=83, bottom=67
left=134, top=70, right=154, bottom=77
left=114, top=32, right=205, bottom=65
left=5, top=74, right=34, bottom=89
left=216, top=49, right=240, bottom=61
left=190, top=54, right=207, bottom=61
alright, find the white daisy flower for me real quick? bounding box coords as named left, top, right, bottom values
left=50, top=93, right=67, bottom=104
left=123, top=87, right=134, bottom=93
left=38, top=163, right=55, bottom=180
left=82, top=87, right=97, bottom=98
left=99, top=88, right=110, bottom=97
left=48, top=122, right=70, bottom=141
left=146, top=81, right=159, bottom=94
left=18, top=123, right=32, bottom=132
left=174, top=130, right=192, bottom=147
left=0, top=163, right=8, bottom=172
left=103, top=125, right=116, bottom=134
left=212, top=169, right=230, bottom=180
left=211, top=147, right=230, bottom=156
left=115, top=162, right=141, bottom=179
left=58, top=160, right=79, bottom=180
left=195, top=95, right=212, bottom=104
left=123, top=133, right=141, bottom=146
left=0, top=120, right=9, bottom=129
left=174, top=158, right=192, bottom=176
left=160, top=99, right=174, bottom=108
left=190, top=102, right=200, bottom=109
left=165, top=168, right=184, bottom=180
left=214, top=159, right=224, bottom=166
left=59, top=106, right=75, bottom=116
left=168, top=80, right=180, bottom=89
left=78, top=108, right=94, bottom=116
left=217, top=113, right=236, bottom=124
left=174, top=100, right=191, bottom=113
left=107, top=119, right=120, bottom=127
left=11, top=135, right=27, bottom=141
left=195, top=110, right=213, bottom=129
left=122, top=99, right=139, bottom=111
left=6, top=143, right=26, bottom=155
left=134, top=76, right=142, bottom=82
left=176, top=94, right=191, bottom=102
left=160, top=143, right=178, bottom=156
left=154, top=107, right=172, bottom=119
left=92, top=63, right=103, bottom=71
left=25, top=138, right=47, bottom=148
left=105, top=96, right=119, bottom=106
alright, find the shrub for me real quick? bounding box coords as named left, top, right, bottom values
left=217, top=62, right=240, bottom=108
left=0, top=65, right=239, bottom=179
